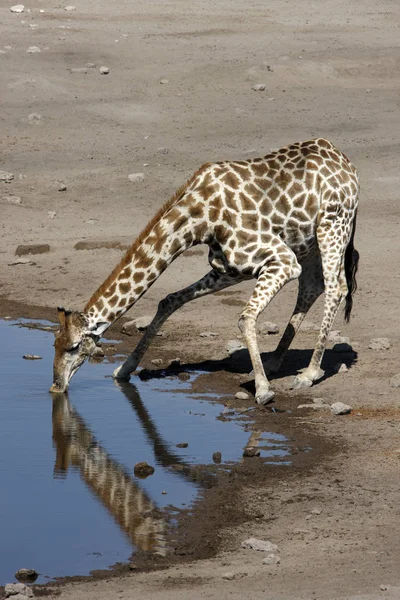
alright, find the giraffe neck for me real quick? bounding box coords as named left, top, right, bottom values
left=84, top=202, right=206, bottom=329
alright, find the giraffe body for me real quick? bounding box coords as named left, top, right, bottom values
left=51, top=138, right=359, bottom=402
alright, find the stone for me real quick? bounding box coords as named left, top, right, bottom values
left=369, top=337, right=391, bottom=351
left=243, top=447, right=260, bottom=458
left=235, top=391, right=249, bottom=400
left=151, top=358, right=163, bottom=366
left=26, top=46, right=41, bottom=53
left=160, top=78, right=169, bottom=84
left=58, top=184, right=67, bottom=191
left=331, top=402, right=352, bottom=415
left=134, top=462, right=155, bottom=478
left=199, top=331, right=217, bottom=337
left=2, top=195, right=21, bottom=204
left=16, top=244, right=50, bottom=256
left=47, top=211, right=56, bottom=219
left=157, top=147, right=169, bottom=154
left=226, top=339, right=245, bottom=356
left=23, top=354, right=42, bottom=360
left=212, top=451, right=222, bottom=464
left=122, top=315, right=152, bottom=334
left=8, top=258, right=32, bottom=266
left=99, top=66, right=109, bottom=74
left=0, top=170, right=14, bottom=183
left=176, top=442, right=188, bottom=448
left=15, top=569, right=38, bottom=583
left=86, top=62, right=96, bottom=68
left=128, top=172, right=145, bottom=182
left=332, top=342, right=353, bottom=353
left=297, top=402, right=329, bottom=410
left=64, top=4, right=76, bottom=10
left=252, top=83, right=267, bottom=91
left=28, top=113, right=41, bottom=122
left=333, top=362, right=348, bottom=374
left=10, top=4, right=24, bottom=12
left=178, top=372, right=190, bottom=381
left=241, top=537, right=278, bottom=553
left=167, top=357, right=181, bottom=368
left=222, top=572, right=235, bottom=580
left=390, top=373, right=400, bottom=388
left=70, top=67, right=87, bottom=74
left=311, top=507, right=322, bottom=515
left=262, top=554, right=281, bottom=565
left=258, top=321, right=279, bottom=335
left=5, top=582, right=33, bottom=597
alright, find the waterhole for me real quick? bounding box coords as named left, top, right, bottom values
left=0, top=319, right=292, bottom=585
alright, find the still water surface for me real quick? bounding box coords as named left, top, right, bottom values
left=0, top=319, right=290, bottom=584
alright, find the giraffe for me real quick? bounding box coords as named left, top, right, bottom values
left=51, top=138, right=360, bottom=404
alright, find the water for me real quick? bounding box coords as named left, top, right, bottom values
left=0, top=319, right=291, bottom=585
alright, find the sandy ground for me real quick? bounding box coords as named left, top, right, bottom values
left=2, top=0, right=400, bottom=597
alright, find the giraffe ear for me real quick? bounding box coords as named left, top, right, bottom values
left=87, top=321, right=109, bottom=337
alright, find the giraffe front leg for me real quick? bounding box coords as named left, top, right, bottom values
left=239, top=245, right=302, bottom=405
left=113, top=270, right=240, bottom=381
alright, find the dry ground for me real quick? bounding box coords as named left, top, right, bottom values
left=1, top=0, right=400, bottom=597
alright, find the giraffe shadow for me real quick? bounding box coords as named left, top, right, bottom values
left=138, top=347, right=358, bottom=393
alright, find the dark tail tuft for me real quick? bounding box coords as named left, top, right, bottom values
left=344, top=213, right=359, bottom=322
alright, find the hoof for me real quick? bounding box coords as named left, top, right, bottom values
left=255, top=389, right=275, bottom=405
left=113, top=365, right=131, bottom=381
left=291, top=375, right=313, bottom=390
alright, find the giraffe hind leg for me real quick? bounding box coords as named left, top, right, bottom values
left=113, top=270, right=241, bottom=381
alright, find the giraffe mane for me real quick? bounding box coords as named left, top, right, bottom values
left=84, top=163, right=211, bottom=312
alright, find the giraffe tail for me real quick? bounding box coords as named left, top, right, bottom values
left=344, top=212, right=359, bottom=322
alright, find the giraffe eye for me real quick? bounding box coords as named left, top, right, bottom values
left=67, top=342, right=81, bottom=353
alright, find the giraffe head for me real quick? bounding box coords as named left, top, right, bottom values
left=50, top=307, right=108, bottom=393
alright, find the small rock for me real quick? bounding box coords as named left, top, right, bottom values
left=128, top=172, right=145, bottom=183
left=0, top=170, right=14, bottom=183
left=297, top=402, right=329, bottom=410
left=151, top=358, right=163, bottom=366
left=311, top=507, right=322, bottom=515
left=70, top=67, right=87, bottom=74
left=133, top=462, right=155, bottom=478
left=159, top=78, right=169, bottom=84
left=86, top=62, right=96, bottom=68
left=58, top=183, right=67, bottom=191
left=2, top=195, right=21, bottom=204
left=47, top=211, right=56, bottom=219
left=161, top=490, right=167, bottom=494
left=258, top=321, right=279, bottom=335
left=235, top=391, right=249, bottom=400
left=368, top=337, right=391, bottom=351
left=331, top=402, right=352, bottom=415
left=167, top=357, right=181, bottom=368
left=332, top=342, right=353, bottom=353
left=252, top=83, right=267, bottom=91
left=243, top=447, right=260, bottom=458
left=8, top=258, right=32, bottom=266
left=64, top=5, right=76, bottom=10
left=212, top=451, right=222, bottom=464
left=380, top=585, right=388, bottom=591
left=157, top=147, right=169, bottom=154
left=262, top=554, right=281, bottom=565
left=222, top=572, right=235, bottom=581
left=26, top=46, right=41, bottom=53
left=122, top=315, right=152, bottom=334
left=178, top=372, right=190, bottom=381
left=23, top=354, right=42, bottom=360
left=241, top=537, right=278, bottom=553
left=199, top=331, right=217, bottom=337
left=99, top=66, right=109, bottom=74
left=226, top=339, right=245, bottom=356
left=28, top=112, right=42, bottom=123
left=10, top=4, right=24, bottom=12
left=16, top=244, right=50, bottom=256
left=15, top=568, right=38, bottom=583
left=333, top=362, right=348, bottom=374
left=389, top=373, right=400, bottom=388
left=5, top=582, right=33, bottom=597
left=176, top=442, right=188, bottom=448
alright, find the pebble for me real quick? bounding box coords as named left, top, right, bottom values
left=241, top=537, right=278, bottom=553
left=160, top=78, right=169, bottom=84
left=47, top=211, right=56, bottom=219
left=297, top=402, right=329, bottom=410
left=212, top=451, right=222, bottom=464
left=2, top=195, right=21, bottom=204
left=161, top=490, right=167, bottom=495
left=64, top=5, right=76, bottom=10
left=133, top=462, right=155, bottom=478
left=99, top=66, right=109, bottom=74
left=199, top=331, right=217, bottom=337
left=226, top=339, right=245, bottom=356
left=86, top=62, right=96, bottom=68
left=8, top=258, right=32, bottom=266
left=5, top=583, right=33, bottom=597
left=15, top=568, right=38, bottom=583
left=368, top=337, right=391, bottom=350
left=167, top=357, right=181, bottom=368
left=380, top=585, right=388, bottom=592
left=252, top=83, right=267, bottom=91
left=10, top=4, right=24, bottom=12
left=151, top=358, right=163, bottom=366
left=28, top=113, right=42, bottom=123
left=176, top=442, right=188, bottom=448
left=128, top=172, right=145, bottom=182
left=26, top=46, right=40, bottom=53
left=235, top=391, right=249, bottom=400
left=23, top=354, right=42, bottom=360
left=389, top=373, right=400, bottom=388
left=311, top=507, right=322, bottom=515
left=0, top=170, right=14, bottom=183
left=243, top=447, right=260, bottom=458
left=222, top=571, right=235, bottom=580
left=157, top=147, right=169, bottom=154
left=122, top=315, right=152, bottom=333
left=178, top=372, right=190, bottom=381
left=333, top=362, right=348, bottom=374
left=70, top=67, right=87, bottom=74
left=331, top=401, right=352, bottom=415
left=258, top=321, right=279, bottom=335
left=58, top=183, right=67, bottom=191
left=262, top=554, right=281, bottom=565
left=332, top=342, right=353, bottom=353
left=15, top=244, right=50, bottom=256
